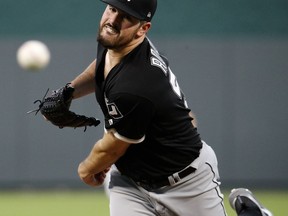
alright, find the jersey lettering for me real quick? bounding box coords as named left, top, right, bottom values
left=151, top=57, right=168, bottom=75
left=150, top=48, right=182, bottom=99
left=151, top=49, right=166, bottom=66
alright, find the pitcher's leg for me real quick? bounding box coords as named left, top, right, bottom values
left=149, top=142, right=227, bottom=216
left=178, top=143, right=226, bottom=215
left=109, top=167, right=157, bottom=216
left=182, top=186, right=226, bottom=216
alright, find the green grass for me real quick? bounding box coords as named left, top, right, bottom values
left=0, top=190, right=110, bottom=216
left=0, top=189, right=287, bottom=216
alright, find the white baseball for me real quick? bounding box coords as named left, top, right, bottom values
left=17, top=40, right=50, bottom=71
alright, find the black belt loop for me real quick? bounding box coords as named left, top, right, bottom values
left=136, top=166, right=196, bottom=191
left=178, top=166, right=196, bottom=179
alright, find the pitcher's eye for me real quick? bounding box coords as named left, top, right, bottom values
left=108, top=5, right=117, bottom=13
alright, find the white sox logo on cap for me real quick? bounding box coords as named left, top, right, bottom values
left=125, top=0, right=152, bottom=18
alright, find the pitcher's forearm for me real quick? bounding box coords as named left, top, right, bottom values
left=70, top=59, right=97, bottom=99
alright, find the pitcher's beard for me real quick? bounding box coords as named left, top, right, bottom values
left=97, top=33, right=118, bottom=49
left=97, top=27, right=137, bottom=50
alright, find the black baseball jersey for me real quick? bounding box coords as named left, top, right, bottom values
left=95, top=37, right=202, bottom=182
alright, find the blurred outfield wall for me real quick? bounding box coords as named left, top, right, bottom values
left=0, top=0, right=288, bottom=189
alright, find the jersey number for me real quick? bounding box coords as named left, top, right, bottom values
left=169, top=68, right=182, bottom=99
left=151, top=55, right=182, bottom=99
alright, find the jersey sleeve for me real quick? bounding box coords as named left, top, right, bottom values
left=104, top=93, right=155, bottom=143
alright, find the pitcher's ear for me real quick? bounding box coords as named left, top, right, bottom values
left=138, top=22, right=151, bottom=36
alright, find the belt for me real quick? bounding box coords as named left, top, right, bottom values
left=135, top=166, right=196, bottom=191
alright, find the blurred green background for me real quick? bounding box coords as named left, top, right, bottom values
left=1, top=0, right=288, bottom=37
left=0, top=0, right=287, bottom=215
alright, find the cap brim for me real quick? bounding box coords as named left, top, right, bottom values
left=101, top=0, right=144, bottom=20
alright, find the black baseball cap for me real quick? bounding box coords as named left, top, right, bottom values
left=100, top=0, right=157, bottom=21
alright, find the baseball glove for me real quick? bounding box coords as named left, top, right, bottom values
left=28, top=83, right=100, bottom=131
